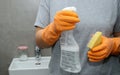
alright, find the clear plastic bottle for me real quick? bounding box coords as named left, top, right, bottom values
left=60, top=7, right=81, bottom=73
left=17, top=45, right=28, bottom=61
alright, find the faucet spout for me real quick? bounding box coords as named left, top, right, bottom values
left=35, top=46, right=41, bottom=61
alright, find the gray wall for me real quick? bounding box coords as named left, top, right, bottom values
left=0, top=0, right=51, bottom=75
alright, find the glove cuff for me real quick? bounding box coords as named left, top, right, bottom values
left=111, top=38, right=120, bottom=55
left=41, top=23, right=61, bottom=45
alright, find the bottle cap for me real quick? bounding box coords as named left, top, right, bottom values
left=17, top=46, right=28, bottom=50
left=62, top=7, right=77, bottom=12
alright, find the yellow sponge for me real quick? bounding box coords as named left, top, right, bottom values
left=87, top=31, right=102, bottom=49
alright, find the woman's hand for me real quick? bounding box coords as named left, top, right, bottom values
left=53, top=10, right=80, bottom=33
left=88, top=36, right=114, bottom=62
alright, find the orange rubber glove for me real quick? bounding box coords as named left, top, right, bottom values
left=40, top=10, right=80, bottom=45
left=88, top=36, right=120, bottom=62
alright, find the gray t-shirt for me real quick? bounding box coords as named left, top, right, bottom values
left=34, top=0, right=120, bottom=75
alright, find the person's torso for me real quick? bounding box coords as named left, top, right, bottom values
left=48, top=0, right=120, bottom=75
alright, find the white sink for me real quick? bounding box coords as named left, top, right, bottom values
left=8, top=56, right=51, bottom=75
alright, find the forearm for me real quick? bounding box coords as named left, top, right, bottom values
left=35, top=23, right=61, bottom=48
left=36, top=29, right=51, bottom=48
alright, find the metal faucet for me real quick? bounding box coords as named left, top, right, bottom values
left=35, top=46, right=41, bottom=61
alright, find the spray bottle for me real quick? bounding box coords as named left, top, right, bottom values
left=60, top=7, right=81, bottom=73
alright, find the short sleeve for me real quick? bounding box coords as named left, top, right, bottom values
left=34, top=0, right=50, bottom=28
left=113, top=0, right=120, bottom=32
